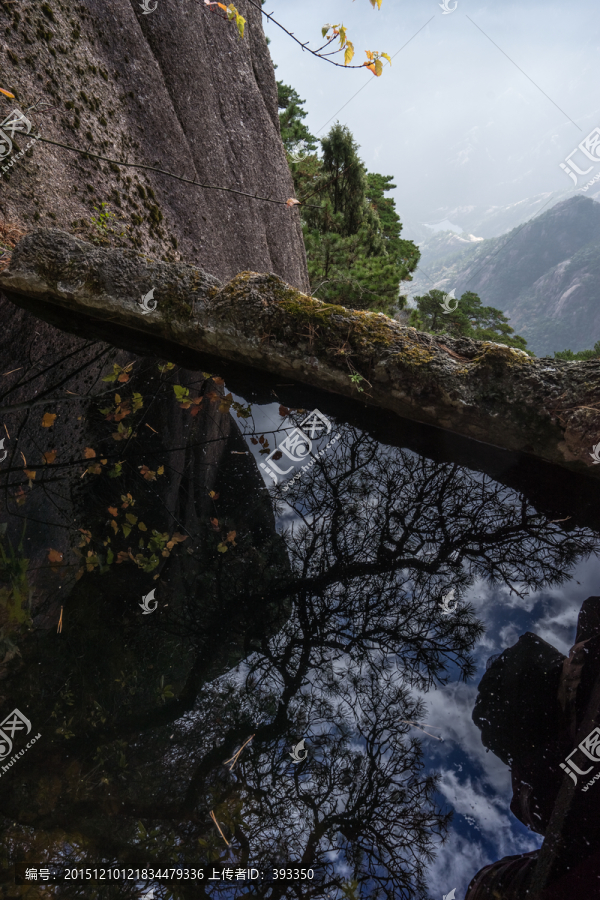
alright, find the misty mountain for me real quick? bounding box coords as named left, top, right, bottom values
left=403, top=188, right=585, bottom=245
left=405, top=195, right=600, bottom=357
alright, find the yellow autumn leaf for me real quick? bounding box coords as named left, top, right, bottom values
left=41, top=412, right=57, bottom=428
left=84, top=447, right=96, bottom=459
left=344, top=40, right=355, bottom=66
left=157, top=465, right=164, bottom=475
left=24, top=469, right=36, bottom=481
left=0, top=89, right=15, bottom=99
left=48, top=548, right=64, bottom=571
left=42, top=449, right=57, bottom=464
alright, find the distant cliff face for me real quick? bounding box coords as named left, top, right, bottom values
left=409, top=196, right=600, bottom=356
left=0, top=0, right=308, bottom=290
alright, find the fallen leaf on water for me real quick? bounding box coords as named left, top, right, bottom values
left=48, top=548, right=64, bottom=571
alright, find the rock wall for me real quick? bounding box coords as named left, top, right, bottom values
left=0, top=0, right=308, bottom=289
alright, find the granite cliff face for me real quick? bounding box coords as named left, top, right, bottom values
left=0, top=0, right=308, bottom=289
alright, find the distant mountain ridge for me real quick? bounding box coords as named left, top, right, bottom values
left=407, top=196, right=600, bottom=357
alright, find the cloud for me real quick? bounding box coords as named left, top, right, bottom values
left=437, top=769, right=539, bottom=858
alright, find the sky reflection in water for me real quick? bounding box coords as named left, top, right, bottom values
left=0, top=356, right=598, bottom=900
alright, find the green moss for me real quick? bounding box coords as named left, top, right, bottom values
left=41, top=3, right=56, bottom=21
left=147, top=204, right=163, bottom=226
left=393, top=343, right=436, bottom=367
left=472, top=342, right=533, bottom=368
left=276, top=286, right=401, bottom=352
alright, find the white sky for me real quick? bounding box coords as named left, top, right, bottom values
left=265, top=0, right=600, bottom=236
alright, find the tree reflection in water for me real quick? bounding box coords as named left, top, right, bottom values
left=0, top=379, right=597, bottom=899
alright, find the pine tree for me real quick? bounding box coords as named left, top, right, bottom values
left=366, top=173, right=421, bottom=282
left=277, top=82, right=318, bottom=154
left=409, top=289, right=530, bottom=352
left=296, top=123, right=420, bottom=314
left=554, top=340, right=600, bottom=360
